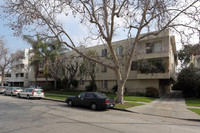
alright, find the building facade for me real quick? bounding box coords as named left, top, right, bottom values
left=6, top=49, right=30, bottom=87
left=6, top=29, right=177, bottom=96
left=64, top=29, right=178, bottom=96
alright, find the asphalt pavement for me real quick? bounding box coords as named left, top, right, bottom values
left=1, top=94, right=200, bottom=133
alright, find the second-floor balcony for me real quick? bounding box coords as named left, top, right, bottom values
left=137, top=51, right=169, bottom=60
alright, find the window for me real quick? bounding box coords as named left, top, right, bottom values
left=101, top=66, right=107, bottom=73
left=21, top=64, right=24, bottom=69
left=20, top=73, right=24, bottom=77
left=131, top=61, right=138, bottom=71
left=116, top=46, right=123, bottom=56
left=146, top=43, right=153, bottom=53
left=153, top=41, right=162, bottom=53
left=146, top=42, right=162, bottom=53
left=85, top=93, right=95, bottom=98
left=78, top=93, right=86, bottom=98
left=102, top=49, right=107, bottom=57
left=16, top=74, right=18, bottom=77
left=101, top=80, right=108, bottom=89
left=80, top=80, right=84, bottom=85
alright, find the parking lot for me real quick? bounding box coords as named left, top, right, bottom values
left=1, top=95, right=200, bottom=133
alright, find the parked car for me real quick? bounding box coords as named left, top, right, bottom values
left=17, top=88, right=44, bottom=99
left=65, top=92, right=115, bottom=111
left=0, top=87, right=6, bottom=94
left=4, top=87, right=22, bottom=96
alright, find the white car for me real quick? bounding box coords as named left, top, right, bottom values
left=4, top=87, right=22, bottom=96
left=17, top=88, right=44, bottom=99
left=0, top=87, right=6, bottom=94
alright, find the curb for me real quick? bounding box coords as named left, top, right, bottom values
left=112, top=107, right=138, bottom=113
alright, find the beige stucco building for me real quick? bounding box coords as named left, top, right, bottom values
left=6, top=29, right=177, bottom=96
left=63, top=29, right=177, bottom=96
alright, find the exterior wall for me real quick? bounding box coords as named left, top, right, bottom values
left=6, top=29, right=177, bottom=96
left=65, top=29, right=177, bottom=96
left=7, top=49, right=30, bottom=87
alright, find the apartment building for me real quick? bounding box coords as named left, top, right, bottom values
left=64, top=29, right=177, bottom=96
left=6, top=29, right=177, bottom=96
left=6, top=49, right=30, bottom=87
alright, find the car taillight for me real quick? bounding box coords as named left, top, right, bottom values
left=14, top=90, right=18, bottom=92
left=105, top=100, right=109, bottom=103
left=43, top=90, right=44, bottom=94
left=32, top=89, right=35, bottom=95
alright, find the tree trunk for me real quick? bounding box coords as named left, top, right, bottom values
left=115, top=80, right=125, bottom=104
left=1, top=72, right=4, bottom=87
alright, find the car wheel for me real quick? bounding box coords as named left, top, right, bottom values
left=68, top=100, right=73, bottom=107
left=11, top=92, right=13, bottom=96
left=4, top=92, right=6, bottom=96
left=27, top=95, right=30, bottom=99
left=17, top=94, right=21, bottom=98
left=90, top=103, right=97, bottom=111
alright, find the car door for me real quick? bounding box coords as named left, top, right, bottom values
left=75, top=93, right=86, bottom=106
left=83, top=93, right=95, bottom=107
left=21, top=89, right=28, bottom=97
left=7, top=88, right=12, bottom=95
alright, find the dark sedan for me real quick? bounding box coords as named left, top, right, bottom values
left=65, top=92, right=115, bottom=111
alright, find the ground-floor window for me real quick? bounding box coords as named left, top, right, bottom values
left=80, top=80, right=84, bottom=85
left=101, top=80, right=108, bottom=89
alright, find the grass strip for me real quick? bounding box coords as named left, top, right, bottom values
left=115, top=102, right=144, bottom=109
left=46, top=91, right=154, bottom=103
left=45, top=94, right=67, bottom=100
left=188, top=108, right=200, bottom=115
left=185, top=98, right=200, bottom=107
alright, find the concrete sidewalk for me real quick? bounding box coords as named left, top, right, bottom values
left=127, top=91, right=200, bottom=120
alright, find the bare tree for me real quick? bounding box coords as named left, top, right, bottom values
left=0, top=37, right=11, bottom=87
left=0, top=37, right=24, bottom=87
left=1, top=0, right=200, bottom=103
left=48, top=55, right=79, bottom=89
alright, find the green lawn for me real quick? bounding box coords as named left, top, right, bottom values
left=124, top=96, right=154, bottom=103
left=45, top=94, right=67, bottom=100
left=185, top=98, right=200, bottom=107
left=46, top=90, right=82, bottom=96
left=45, top=90, right=154, bottom=103
left=45, top=94, right=145, bottom=109
left=188, top=108, right=200, bottom=115
left=115, top=102, right=144, bottom=109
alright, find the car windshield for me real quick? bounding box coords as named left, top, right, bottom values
left=95, top=93, right=107, bottom=98
left=34, top=89, right=43, bottom=93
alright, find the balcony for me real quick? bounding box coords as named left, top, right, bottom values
left=136, top=59, right=170, bottom=79
left=137, top=51, right=169, bottom=60
left=137, top=72, right=170, bottom=79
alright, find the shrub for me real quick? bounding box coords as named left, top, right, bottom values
left=71, top=80, right=78, bottom=88
left=42, top=84, right=54, bottom=91
left=111, top=85, right=118, bottom=93
left=175, top=65, right=200, bottom=98
left=85, top=81, right=97, bottom=91
left=145, top=87, right=159, bottom=98
left=111, top=85, right=127, bottom=93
